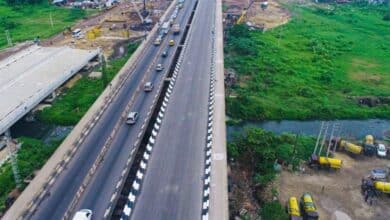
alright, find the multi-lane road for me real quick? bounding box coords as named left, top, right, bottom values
left=5, top=0, right=228, bottom=219
left=28, top=1, right=197, bottom=219
left=129, top=0, right=215, bottom=218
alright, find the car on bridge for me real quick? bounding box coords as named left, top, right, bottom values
left=144, top=82, right=154, bottom=92
left=156, top=63, right=164, bottom=71
left=169, top=40, right=175, bottom=46
left=162, top=50, right=168, bottom=57
left=126, top=112, right=139, bottom=125
left=72, top=209, right=92, bottom=220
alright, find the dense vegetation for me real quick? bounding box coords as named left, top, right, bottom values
left=38, top=43, right=139, bottom=125
left=0, top=137, right=61, bottom=212
left=0, top=0, right=91, bottom=48
left=225, top=3, right=390, bottom=121
left=228, top=127, right=315, bottom=218
left=229, top=128, right=314, bottom=185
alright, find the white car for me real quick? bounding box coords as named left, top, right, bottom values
left=155, top=63, right=164, bottom=71
left=126, top=112, right=139, bottom=125
left=377, top=144, right=387, bottom=157
left=72, top=209, right=92, bottom=220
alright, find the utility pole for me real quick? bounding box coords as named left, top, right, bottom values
left=5, top=30, right=12, bottom=47
left=313, top=121, right=324, bottom=155
left=50, top=11, right=54, bottom=29
left=326, top=123, right=336, bottom=157
left=5, top=130, right=22, bottom=189
left=100, top=53, right=108, bottom=87
left=318, top=122, right=329, bottom=156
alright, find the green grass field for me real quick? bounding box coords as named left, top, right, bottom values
left=0, top=1, right=94, bottom=48
left=225, top=3, right=390, bottom=121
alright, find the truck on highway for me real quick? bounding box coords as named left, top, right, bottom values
left=154, top=36, right=162, bottom=46
left=160, top=21, right=170, bottom=36
left=172, top=23, right=180, bottom=34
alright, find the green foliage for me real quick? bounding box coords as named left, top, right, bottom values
left=38, top=43, right=139, bottom=125
left=384, top=14, right=390, bottom=21
left=65, top=8, right=86, bottom=22
left=5, top=0, right=45, bottom=5
left=0, top=137, right=60, bottom=212
left=228, top=128, right=315, bottom=186
left=260, top=201, right=289, bottom=220
left=0, top=0, right=95, bottom=48
left=225, top=4, right=390, bottom=121
left=0, top=16, right=19, bottom=29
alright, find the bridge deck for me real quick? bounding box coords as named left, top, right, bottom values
left=0, top=45, right=99, bottom=134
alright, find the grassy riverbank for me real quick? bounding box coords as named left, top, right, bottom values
left=225, top=3, right=390, bottom=121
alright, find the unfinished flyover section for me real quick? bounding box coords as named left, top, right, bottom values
left=0, top=45, right=99, bottom=136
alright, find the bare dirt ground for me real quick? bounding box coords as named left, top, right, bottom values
left=223, top=0, right=291, bottom=30
left=247, top=1, right=291, bottom=30
left=278, top=153, right=390, bottom=220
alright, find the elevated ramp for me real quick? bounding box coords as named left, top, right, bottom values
left=0, top=45, right=99, bottom=135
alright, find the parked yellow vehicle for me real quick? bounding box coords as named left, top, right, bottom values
left=309, top=154, right=342, bottom=170
left=318, top=156, right=342, bottom=169
left=300, top=193, right=319, bottom=220
left=287, top=197, right=302, bottom=220
left=374, top=181, right=390, bottom=194
left=364, top=135, right=374, bottom=145
left=340, top=140, right=363, bottom=155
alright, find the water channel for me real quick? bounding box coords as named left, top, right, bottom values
left=227, top=119, right=390, bottom=141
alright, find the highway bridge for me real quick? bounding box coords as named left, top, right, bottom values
left=4, top=0, right=227, bottom=219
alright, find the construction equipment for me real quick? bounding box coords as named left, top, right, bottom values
left=309, top=122, right=342, bottom=170
left=340, top=140, right=363, bottom=155
left=339, top=140, right=376, bottom=156
left=364, top=135, right=374, bottom=145
left=300, top=193, right=319, bottom=220
left=236, top=0, right=255, bottom=24
left=287, top=197, right=303, bottom=220
left=374, top=181, right=390, bottom=193
left=361, top=177, right=390, bottom=205
left=86, top=27, right=101, bottom=40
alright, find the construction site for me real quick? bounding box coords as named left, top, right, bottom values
left=229, top=122, right=390, bottom=220
left=46, top=0, right=172, bottom=58
left=223, top=0, right=291, bottom=30
left=280, top=122, right=390, bottom=220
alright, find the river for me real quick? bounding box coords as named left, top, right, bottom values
left=227, top=119, right=390, bottom=141
left=10, top=119, right=73, bottom=144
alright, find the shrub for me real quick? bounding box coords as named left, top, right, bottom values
left=260, top=201, right=289, bottom=220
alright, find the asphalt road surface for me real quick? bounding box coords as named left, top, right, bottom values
left=29, top=1, right=196, bottom=219
left=130, top=0, right=215, bottom=219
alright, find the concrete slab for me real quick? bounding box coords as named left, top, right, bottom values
left=0, top=45, right=99, bottom=135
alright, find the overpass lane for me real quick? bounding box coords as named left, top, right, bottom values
left=73, top=1, right=197, bottom=216
left=29, top=2, right=195, bottom=219
left=130, top=0, right=215, bottom=219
